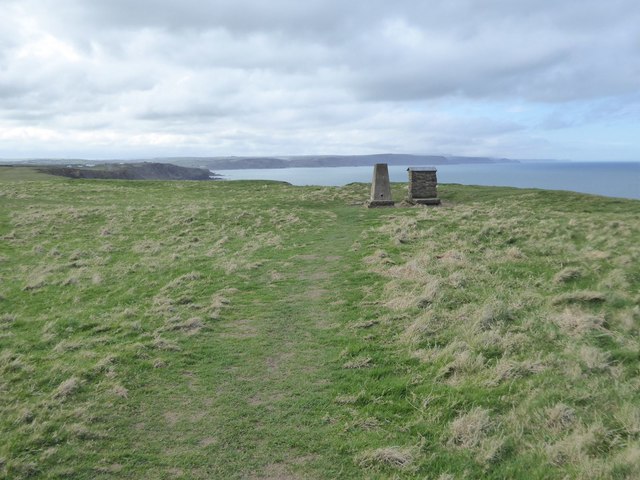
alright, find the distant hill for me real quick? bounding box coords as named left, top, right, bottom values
left=6, top=154, right=522, bottom=170
left=152, top=154, right=520, bottom=170
left=37, top=162, right=215, bottom=180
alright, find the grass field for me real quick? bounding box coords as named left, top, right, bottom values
left=1, top=168, right=639, bottom=479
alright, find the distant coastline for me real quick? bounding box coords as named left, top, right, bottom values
left=1, top=153, right=525, bottom=170
left=170, top=154, right=523, bottom=170
left=28, top=162, right=214, bottom=181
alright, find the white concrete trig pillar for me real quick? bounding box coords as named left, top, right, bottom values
left=367, top=163, right=395, bottom=207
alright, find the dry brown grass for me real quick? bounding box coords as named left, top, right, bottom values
left=446, top=270, right=467, bottom=289
left=166, top=317, right=205, bottom=335
left=474, top=330, right=528, bottom=356
left=438, top=349, right=486, bottom=384
left=614, top=403, right=640, bottom=436
left=362, top=249, right=394, bottom=268
left=436, top=474, right=456, bottom=480
left=152, top=358, right=167, bottom=368
left=402, top=311, right=446, bottom=344
left=342, top=357, right=373, bottom=369
left=583, top=249, right=610, bottom=260
left=382, top=278, right=440, bottom=311
left=94, top=354, right=116, bottom=373
left=448, top=407, right=494, bottom=448
left=334, top=392, right=363, bottom=405
left=351, top=320, right=379, bottom=329
left=151, top=336, right=181, bottom=351
left=435, top=249, right=468, bottom=268
left=545, top=403, right=576, bottom=431
left=53, top=377, right=81, bottom=399
left=0, top=350, right=31, bottom=374
left=269, top=271, right=285, bottom=282
left=546, top=422, right=617, bottom=467
left=68, top=422, right=109, bottom=441
left=375, top=216, right=421, bottom=245
left=112, top=384, right=129, bottom=398
left=578, top=345, right=611, bottom=373
left=351, top=417, right=381, bottom=431
left=487, top=358, right=545, bottom=385
left=386, top=253, right=431, bottom=281
left=504, top=246, right=525, bottom=260
left=553, top=267, right=583, bottom=284
left=23, top=272, right=48, bottom=291
left=0, top=313, right=16, bottom=329
left=553, top=308, right=606, bottom=336
left=53, top=339, right=84, bottom=353
left=356, top=446, right=415, bottom=469
left=131, top=239, right=162, bottom=254
left=475, top=436, right=507, bottom=465
left=475, top=300, right=517, bottom=330
left=598, top=269, right=630, bottom=290
left=164, top=271, right=203, bottom=289
left=552, top=291, right=606, bottom=305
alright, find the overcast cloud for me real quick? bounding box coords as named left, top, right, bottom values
left=1, top=0, right=639, bottom=160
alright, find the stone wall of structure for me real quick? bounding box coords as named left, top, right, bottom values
left=408, top=170, right=438, bottom=199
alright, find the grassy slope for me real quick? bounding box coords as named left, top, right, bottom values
left=0, top=172, right=638, bottom=479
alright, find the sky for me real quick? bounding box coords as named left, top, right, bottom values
left=1, top=0, right=639, bottom=161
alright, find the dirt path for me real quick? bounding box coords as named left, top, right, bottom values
left=129, top=207, right=371, bottom=479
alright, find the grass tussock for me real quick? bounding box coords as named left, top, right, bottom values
left=0, top=313, right=16, bottom=330
left=112, top=384, right=129, bottom=398
left=487, top=357, right=545, bottom=385
left=578, top=345, right=611, bottom=373
left=553, top=308, right=606, bottom=335
left=151, top=336, right=181, bottom=351
left=53, top=377, right=81, bottom=399
left=438, top=349, right=486, bottom=383
left=163, top=317, right=205, bottom=335
left=545, top=403, right=577, bottom=430
left=342, top=356, right=373, bottom=369
left=334, top=392, right=364, bottom=405
left=546, top=422, right=618, bottom=467
left=448, top=407, right=494, bottom=449
left=402, top=311, right=446, bottom=344
left=22, top=273, right=48, bottom=291
left=552, top=290, right=606, bottom=305
left=553, top=267, right=583, bottom=284
left=475, top=301, right=517, bottom=330
left=356, top=446, right=415, bottom=469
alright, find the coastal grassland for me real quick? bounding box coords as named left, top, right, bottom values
left=358, top=188, right=639, bottom=479
left=0, top=173, right=638, bottom=479
left=0, top=166, right=63, bottom=182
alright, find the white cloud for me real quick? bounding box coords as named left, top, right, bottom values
left=0, top=0, right=639, bottom=160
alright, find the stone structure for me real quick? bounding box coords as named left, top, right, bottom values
left=368, top=163, right=394, bottom=207
left=407, top=167, right=441, bottom=205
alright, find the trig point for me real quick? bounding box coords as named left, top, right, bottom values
left=406, top=167, right=441, bottom=205
left=367, top=163, right=395, bottom=207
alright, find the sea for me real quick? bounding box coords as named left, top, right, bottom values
left=214, top=161, right=640, bottom=200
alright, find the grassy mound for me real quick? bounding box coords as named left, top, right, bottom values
left=0, top=172, right=638, bottom=479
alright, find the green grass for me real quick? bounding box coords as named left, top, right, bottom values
left=0, top=166, right=62, bottom=182
left=1, top=172, right=638, bottom=479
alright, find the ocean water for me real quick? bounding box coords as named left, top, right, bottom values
left=215, top=162, right=640, bottom=200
